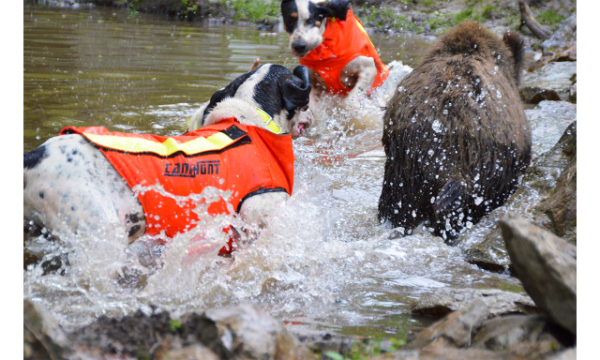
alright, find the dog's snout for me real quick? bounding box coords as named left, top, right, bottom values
left=292, top=41, right=308, bottom=54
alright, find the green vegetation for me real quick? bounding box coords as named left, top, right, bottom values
left=454, top=7, right=481, bottom=24
left=425, top=15, right=452, bottom=33
left=321, top=333, right=407, bottom=360
left=169, top=318, right=182, bottom=331
left=221, top=0, right=280, bottom=22
left=180, top=0, right=198, bottom=17
left=361, top=5, right=420, bottom=32
left=86, top=0, right=571, bottom=41
left=481, top=4, right=497, bottom=20
left=127, top=0, right=140, bottom=16
left=538, top=10, right=565, bottom=27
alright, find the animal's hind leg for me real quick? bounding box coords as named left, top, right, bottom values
left=24, top=135, right=146, bottom=243
left=432, top=178, right=468, bottom=244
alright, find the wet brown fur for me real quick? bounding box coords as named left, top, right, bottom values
left=378, top=22, right=532, bottom=243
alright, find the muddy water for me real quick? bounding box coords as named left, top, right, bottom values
left=24, top=5, right=525, bottom=340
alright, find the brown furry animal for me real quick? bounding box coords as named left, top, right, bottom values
left=378, top=22, right=532, bottom=244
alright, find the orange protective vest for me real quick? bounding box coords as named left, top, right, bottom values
left=59, top=119, right=294, bottom=253
left=299, top=8, right=389, bottom=96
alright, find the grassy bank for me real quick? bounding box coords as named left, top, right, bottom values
left=353, top=0, right=575, bottom=36
left=57, top=0, right=575, bottom=36
left=78, top=0, right=281, bottom=25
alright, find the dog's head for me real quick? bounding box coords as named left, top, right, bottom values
left=193, top=64, right=313, bottom=138
left=281, top=0, right=351, bottom=57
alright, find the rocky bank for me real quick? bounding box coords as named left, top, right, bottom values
left=24, top=301, right=314, bottom=359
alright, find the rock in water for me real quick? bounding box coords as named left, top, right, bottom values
left=369, top=346, right=505, bottom=359
left=540, top=14, right=577, bottom=51
left=464, top=119, right=577, bottom=272
left=519, top=62, right=577, bottom=104
left=405, top=299, right=490, bottom=349
left=549, top=347, right=576, bottom=360
left=464, top=231, right=514, bottom=274
left=525, top=102, right=576, bottom=158
left=160, top=345, right=220, bottom=360
left=206, top=303, right=311, bottom=360
left=410, top=288, right=536, bottom=319
left=569, top=82, right=576, bottom=103
left=535, top=122, right=577, bottom=244
left=500, top=214, right=576, bottom=335
left=24, top=300, right=311, bottom=360
left=24, top=300, right=71, bottom=360
left=471, top=315, right=564, bottom=353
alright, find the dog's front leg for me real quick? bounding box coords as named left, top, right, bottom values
left=238, top=192, right=288, bottom=238
left=342, top=56, right=376, bottom=105
left=343, top=57, right=376, bottom=96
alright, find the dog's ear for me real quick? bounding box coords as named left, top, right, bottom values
left=282, top=65, right=312, bottom=120
left=202, top=69, right=256, bottom=124
left=316, top=0, right=351, bottom=21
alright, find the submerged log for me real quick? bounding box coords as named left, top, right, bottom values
left=519, top=0, right=552, bottom=39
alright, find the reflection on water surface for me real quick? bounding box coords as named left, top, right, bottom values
left=23, top=5, right=523, bottom=340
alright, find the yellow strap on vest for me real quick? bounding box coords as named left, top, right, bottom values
left=82, top=131, right=235, bottom=157
left=255, top=108, right=282, bottom=134
left=186, top=109, right=280, bottom=134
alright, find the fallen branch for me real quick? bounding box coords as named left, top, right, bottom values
left=519, top=0, right=552, bottom=39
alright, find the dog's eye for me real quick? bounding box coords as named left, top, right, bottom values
left=300, top=105, right=309, bottom=111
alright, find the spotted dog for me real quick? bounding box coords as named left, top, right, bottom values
left=24, top=64, right=312, bottom=257
left=280, top=0, right=391, bottom=104
left=189, top=64, right=313, bottom=138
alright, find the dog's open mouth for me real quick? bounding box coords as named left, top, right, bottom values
left=297, top=122, right=306, bottom=137
left=293, top=119, right=311, bottom=139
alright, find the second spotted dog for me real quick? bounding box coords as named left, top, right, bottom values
left=280, top=0, right=391, bottom=103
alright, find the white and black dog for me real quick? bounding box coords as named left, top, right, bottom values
left=189, top=63, right=313, bottom=138
left=278, top=0, right=412, bottom=128
left=281, top=0, right=392, bottom=101
left=24, top=64, right=312, bottom=258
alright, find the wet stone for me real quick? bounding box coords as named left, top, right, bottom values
left=530, top=121, right=576, bottom=243
left=465, top=230, right=513, bottom=274
left=410, top=288, right=536, bottom=319
left=568, top=82, right=576, bottom=103
left=405, top=299, right=490, bottom=349
left=462, top=121, right=576, bottom=272
left=471, top=315, right=563, bottom=352
left=548, top=347, right=576, bottom=360
left=540, top=14, right=577, bottom=51
left=500, top=215, right=576, bottom=335
left=24, top=301, right=312, bottom=360
left=24, top=300, right=71, bottom=360
left=370, top=346, right=505, bottom=360
left=553, top=44, right=577, bottom=63
left=505, top=339, right=563, bottom=360
left=158, top=344, right=220, bottom=360
left=519, top=62, right=577, bottom=104
left=535, top=160, right=576, bottom=244
left=206, top=303, right=312, bottom=360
